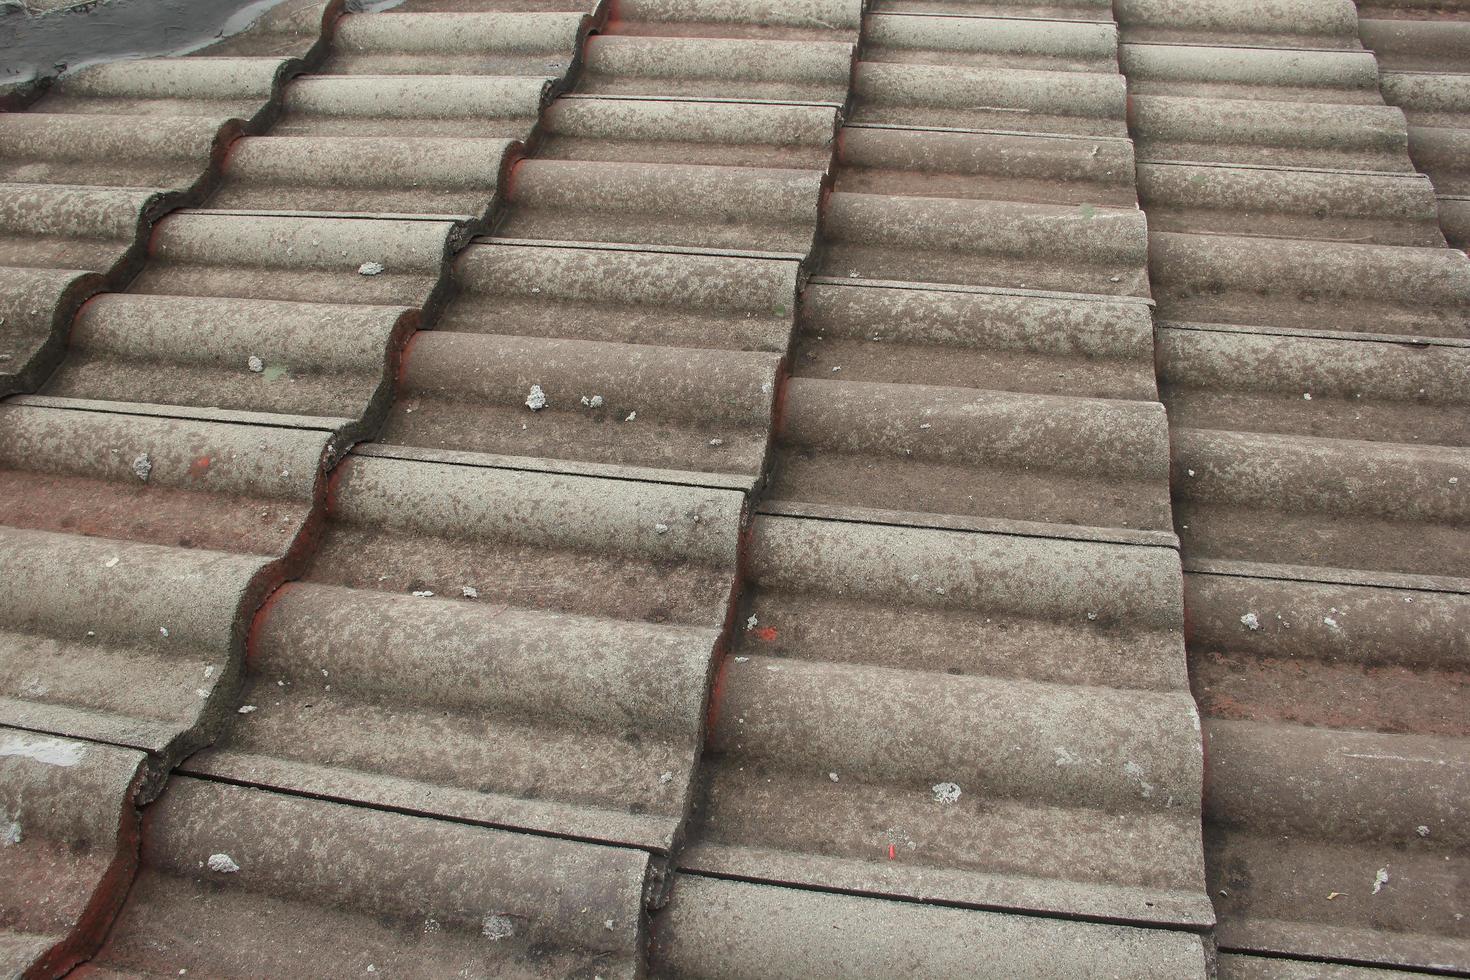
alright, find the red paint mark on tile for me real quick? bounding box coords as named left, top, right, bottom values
left=887, top=844, right=896, bottom=861
left=753, top=626, right=778, bottom=642
left=188, top=455, right=211, bottom=479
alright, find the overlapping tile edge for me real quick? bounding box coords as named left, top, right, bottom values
left=3, top=0, right=1462, bottom=976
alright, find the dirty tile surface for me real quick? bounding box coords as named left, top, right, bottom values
left=0, top=0, right=1463, bottom=975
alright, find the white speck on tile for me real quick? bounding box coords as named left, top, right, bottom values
left=132, top=453, right=152, bottom=482
left=932, top=782, right=961, bottom=805
left=1241, top=612, right=1261, bottom=630
left=461, top=586, right=479, bottom=599
left=1373, top=867, right=1389, bottom=894
left=247, top=355, right=264, bottom=373
left=357, top=261, right=384, bottom=276
left=525, top=385, right=547, bottom=411
left=207, top=853, right=240, bottom=873
left=481, top=914, right=515, bottom=941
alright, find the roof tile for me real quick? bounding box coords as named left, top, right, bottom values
left=184, top=453, right=742, bottom=851
left=650, top=875, right=1209, bottom=978
left=0, top=404, right=329, bottom=756
left=1122, top=0, right=1470, bottom=966
left=0, top=728, right=146, bottom=977
left=682, top=514, right=1208, bottom=926
left=77, top=777, right=651, bottom=978
left=580, top=35, right=856, bottom=103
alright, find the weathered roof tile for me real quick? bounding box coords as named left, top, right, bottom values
left=77, top=777, right=651, bottom=978
left=184, top=453, right=741, bottom=850
left=0, top=728, right=146, bottom=978
left=0, top=404, right=329, bottom=756
left=682, top=514, right=1207, bottom=925
left=651, top=875, right=1209, bottom=978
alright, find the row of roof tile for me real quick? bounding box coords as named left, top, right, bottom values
left=1115, top=0, right=1467, bottom=970
left=3, top=0, right=1464, bottom=975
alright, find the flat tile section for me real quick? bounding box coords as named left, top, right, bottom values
left=819, top=190, right=1150, bottom=296
left=0, top=728, right=146, bottom=978
left=0, top=404, right=330, bottom=760
left=210, top=134, right=517, bottom=219
left=275, top=73, right=551, bottom=139
left=683, top=514, right=1209, bottom=927
left=76, top=777, right=650, bottom=979
left=873, top=0, right=1114, bottom=20
left=184, top=452, right=743, bottom=852
left=650, top=875, right=1210, bottom=978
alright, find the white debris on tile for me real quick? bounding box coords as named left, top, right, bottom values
left=207, top=853, right=240, bottom=874
left=481, top=914, right=515, bottom=941
left=525, top=385, right=548, bottom=411
left=932, top=782, right=961, bottom=804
